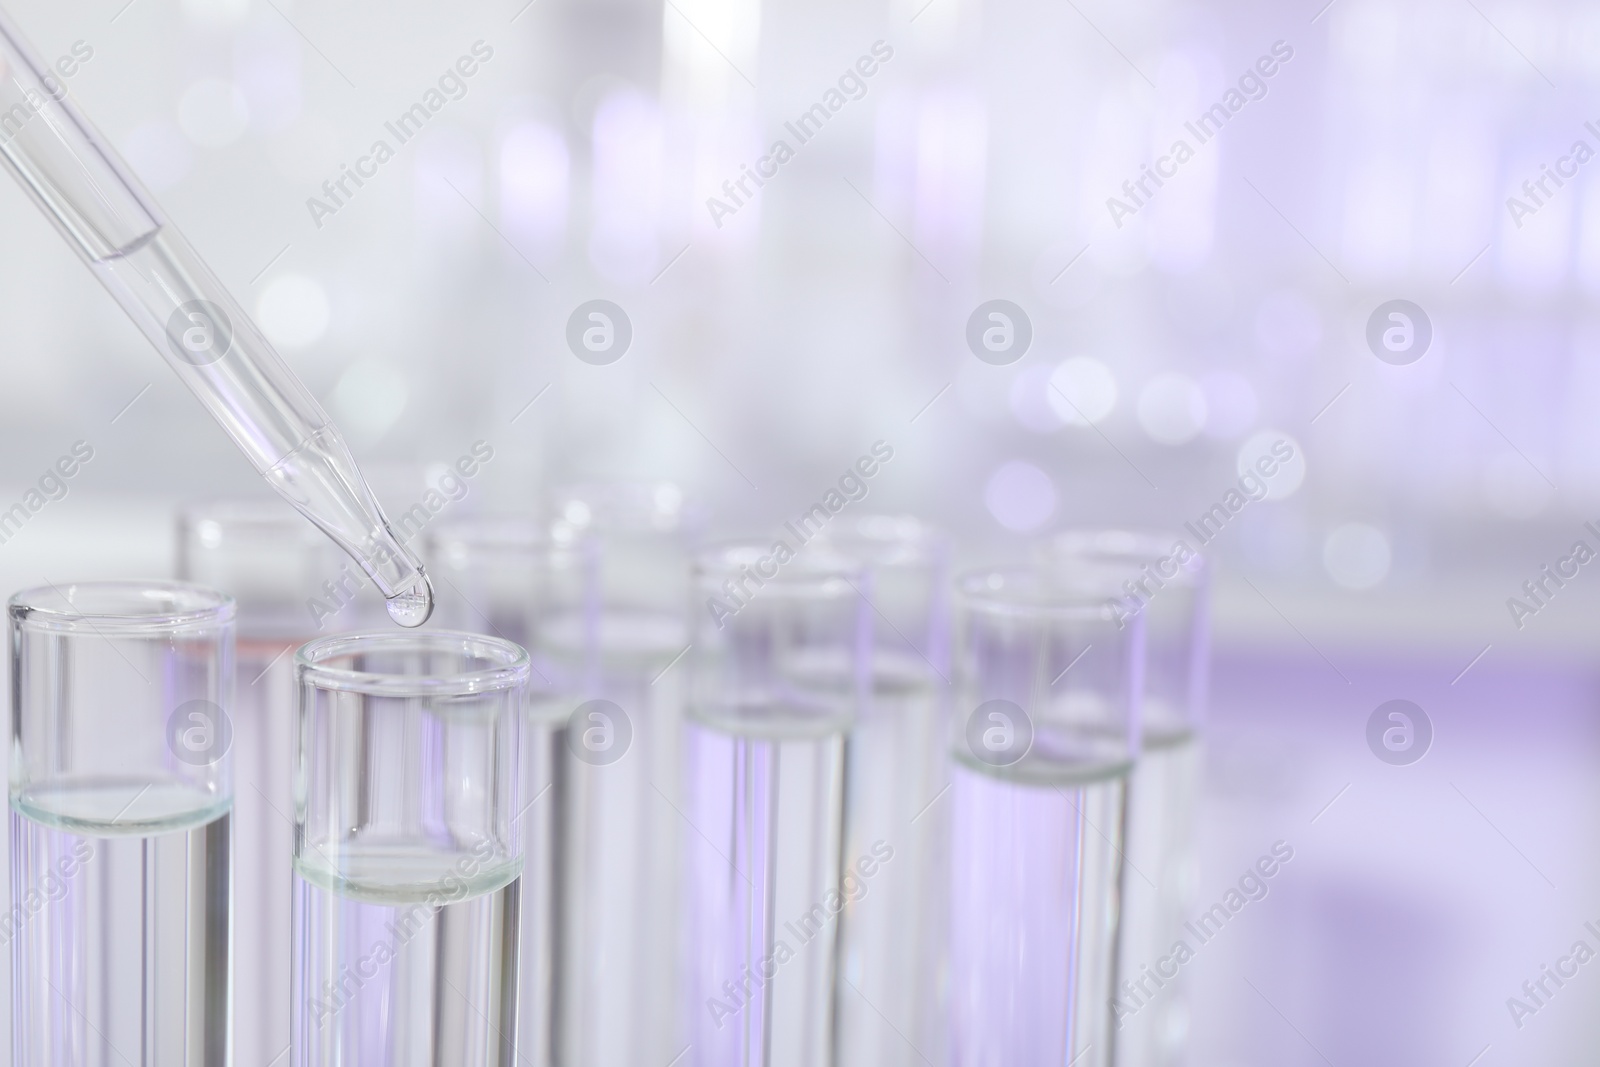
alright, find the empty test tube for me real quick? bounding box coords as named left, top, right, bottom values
left=0, top=10, right=432, bottom=625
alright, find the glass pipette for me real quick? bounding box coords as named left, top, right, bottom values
left=0, top=10, right=432, bottom=625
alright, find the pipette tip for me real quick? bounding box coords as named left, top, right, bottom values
left=384, top=570, right=434, bottom=628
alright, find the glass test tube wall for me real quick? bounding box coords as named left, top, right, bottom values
left=948, top=567, right=1144, bottom=1067
left=10, top=581, right=235, bottom=1065
left=426, top=514, right=550, bottom=648
left=292, top=631, right=528, bottom=1066
left=1038, top=531, right=1210, bottom=1067
left=425, top=515, right=561, bottom=1067
left=426, top=493, right=698, bottom=1067
left=683, top=544, right=868, bottom=1067
left=541, top=482, right=698, bottom=1067
left=179, top=499, right=336, bottom=1067
left=814, top=516, right=953, bottom=1067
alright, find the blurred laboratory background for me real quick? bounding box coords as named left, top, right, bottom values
left=0, top=0, right=1595, bottom=1063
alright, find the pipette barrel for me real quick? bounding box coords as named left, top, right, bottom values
left=0, top=9, right=431, bottom=618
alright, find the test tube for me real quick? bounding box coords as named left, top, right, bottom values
left=1038, top=531, right=1209, bottom=1067
left=546, top=480, right=701, bottom=621
left=10, top=580, right=235, bottom=1064
left=811, top=516, right=951, bottom=1067
left=542, top=482, right=697, bottom=1067
left=292, top=630, right=528, bottom=1065
left=425, top=515, right=561, bottom=1067
left=683, top=544, right=867, bottom=1067
left=426, top=514, right=551, bottom=646
left=178, top=500, right=334, bottom=1067
left=0, top=11, right=432, bottom=624
left=949, top=566, right=1143, bottom=1067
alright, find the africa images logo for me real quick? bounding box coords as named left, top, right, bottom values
left=965, top=300, right=1033, bottom=366
left=1366, top=300, right=1431, bottom=366
left=165, top=300, right=233, bottom=366
left=1366, top=699, right=1431, bottom=766
left=566, top=300, right=632, bottom=365
left=166, top=699, right=232, bottom=765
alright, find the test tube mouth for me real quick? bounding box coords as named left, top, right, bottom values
left=427, top=513, right=546, bottom=558
left=957, top=565, right=1133, bottom=623
left=693, top=540, right=864, bottom=595
left=297, top=629, right=529, bottom=698
left=9, top=580, right=235, bottom=633
left=1040, top=528, right=1208, bottom=587
left=810, top=513, right=950, bottom=569
left=549, top=480, right=700, bottom=538
left=179, top=498, right=325, bottom=544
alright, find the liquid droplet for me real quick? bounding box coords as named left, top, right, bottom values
left=385, top=572, right=434, bottom=627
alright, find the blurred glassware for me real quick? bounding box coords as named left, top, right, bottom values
left=546, top=478, right=703, bottom=618
left=426, top=513, right=551, bottom=646
left=426, top=485, right=698, bottom=1067
left=683, top=542, right=867, bottom=1067
left=949, top=565, right=1143, bottom=1067
left=540, top=481, right=699, bottom=1067
left=1035, top=529, right=1207, bottom=742
left=178, top=499, right=333, bottom=1065
left=424, top=514, right=560, bottom=1065
left=812, top=515, right=953, bottom=1067
left=1038, top=529, right=1210, bottom=1067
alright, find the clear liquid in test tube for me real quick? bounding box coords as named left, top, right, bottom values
left=683, top=545, right=867, bottom=1067
left=425, top=514, right=567, bottom=1067
left=10, top=582, right=235, bottom=1065
left=811, top=516, right=952, bottom=1067
left=540, top=483, right=699, bottom=1067
left=292, top=630, right=528, bottom=1065
left=948, top=566, right=1144, bottom=1067
left=0, top=10, right=432, bottom=626
left=427, top=499, right=699, bottom=1067
left=1037, top=531, right=1210, bottom=1067
left=178, top=499, right=336, bottom=1067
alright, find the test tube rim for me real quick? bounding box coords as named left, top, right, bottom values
left=178, top=497, right=328, bottom=546
left=693, top=539, right=864, bottom=594
left=424, top=513, right=551, bottom=570
left=9, top=579, right=235, bottom=634
left=547, top=479, right=703, bottom=538
left=296, top=628, right=530, bottom=697
left=808, top=512, right=951, bottom=569
left=957, top=564, right=1134, bottom=623
left=1038, top=526, right=1210, bottom=588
